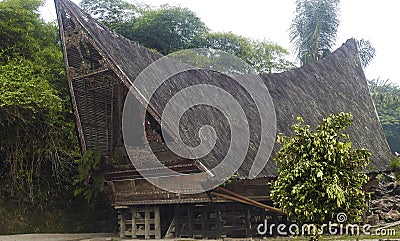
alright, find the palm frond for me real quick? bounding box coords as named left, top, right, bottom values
left=289, top=0, right=340, bottom=65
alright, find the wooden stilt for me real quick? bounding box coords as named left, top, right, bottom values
left=119, top=210, right=126, bottom=238
left=175, top=207, right=181, bottom=238
left=188, top=206, right=193, bottom=238
left=245, top=208, right=251, bottom=238
left=154, top=206, right=161, bottom=239
left=117, top=205, right=162, bottom=239
left=145, top=206, right=150, bottom=239
left=165, top=217, right=176, bottom=238
left=131, top=206, right=137, bottom=239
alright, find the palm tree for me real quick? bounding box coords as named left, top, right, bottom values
left=289, top=0, right=340, bottom=65
left=368, top=79, right=400, bottom=153
left=368, top=79, right=400, bottom=110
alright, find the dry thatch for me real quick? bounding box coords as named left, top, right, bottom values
left=260, top=40, right=391, bottom=176
left=55, top=0, right=391, bottom=181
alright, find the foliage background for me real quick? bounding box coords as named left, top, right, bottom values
left=0, top=0, right=115, bottom=234
left=368, top=79, right=400, bottom=154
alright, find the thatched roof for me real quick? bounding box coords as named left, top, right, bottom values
left=56, top=0, right=391, bottom=180
left=260, top=41, right=391, bottom=176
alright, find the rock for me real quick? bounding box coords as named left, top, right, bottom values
left=373, top=190, right=384, bottom=199
left=364, top=178, right=380, bottom=192
left=394, top=186, right=400, bottom=195
left=388, top=210, right=400, bottom=221
left=44, top=210, right=52, bottom=218
left=367, top=179, right=400, bottom=225
left=384, top=213, right=392, bottom=222
left=386, top=182, right=395, bottom=191
left=368, top=214, right=380, bottom=226
left=385, top=196, right=398, bottom=203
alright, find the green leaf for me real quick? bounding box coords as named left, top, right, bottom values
left=270, top=112, right=370, bottom=229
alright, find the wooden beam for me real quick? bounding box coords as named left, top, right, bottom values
left=165, top=217, right=175, bottom=238
left=71, top=67, right=109, bottom=80
left=211, top=192, right=254, bottom=206
left=212, top=187, right=286, bottom=215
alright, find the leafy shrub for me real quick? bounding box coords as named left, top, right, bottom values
left=389, top=156, right=400, bottom=181
left=74, top=150, right=106, bottom=205
left=271, top=113, right=371, bottom=239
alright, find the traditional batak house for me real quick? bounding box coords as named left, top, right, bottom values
left=55, top=0, right=391, bottom=238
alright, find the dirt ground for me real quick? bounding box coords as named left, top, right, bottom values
left=0, top=234, right=388, bottom=241
left=0, top=233, right=115, bottom=241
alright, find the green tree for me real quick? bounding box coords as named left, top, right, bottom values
left=0, top=0, right=57, bottom=60
left=79, top=0, right=295, bottom=72
left=0, top=0, right=117, bottom=233
left=357, top=38, right=376, bottom=68
left=368, top=79, right=400, bottom=153
left=196, top=32, right=294, bottom=73
left=249, top=40, right=295, bottom=73
left=290, top=0, right=340, bottom=65
left=80, top=0, right=141, bottom=47
left=271, top=113, right=370, bottom=240
left=80, top=0, right=141, bottom=28
left=290, top=1, right=376, bottom=68
left=196, top=32, right=254, bottom=61
left=90, top=3, right=210, bottom=55
left=127, top=5, right=208, bottom=55
left=168, top=48, right=256, bottom=75
left=0, top=0, right=78, bottom=203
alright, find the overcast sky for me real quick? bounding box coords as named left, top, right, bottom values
left=40, top=0, right=400, bottom=86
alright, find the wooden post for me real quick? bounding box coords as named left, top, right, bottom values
left=131, top=206, right=137, bottom=239
left=115, top=84, right=123, bottom=147
left=175, top=206, right=181, bottom=238
left=155, top=206, right=161, bottom=239
left=201, top=209, right=206, bottom=238
left=188, top=206, right=193, bottom=238
left=120, top=210, right=126, bottom=238
left=245, top=208, right=252, bottom=238
left=216, top=205, right=222, bottom=238
left=270, top=211, right=277, bottom=236
left=145, top=206, right=150, bottom=239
